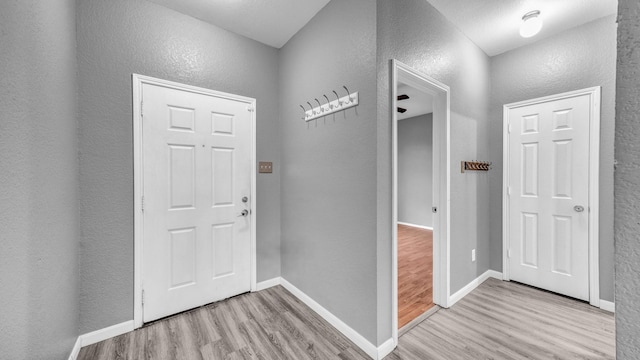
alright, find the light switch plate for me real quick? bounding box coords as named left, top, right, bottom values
left=258, top=161, right=273, bottom=174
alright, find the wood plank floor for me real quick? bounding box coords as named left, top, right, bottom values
left=78, top=278, right=615, bottom=360
left=77, top=285, right=370, bottom=360
left=398, top=224, right=433, bottom=328
left=386, top=278, right=615, bottom=360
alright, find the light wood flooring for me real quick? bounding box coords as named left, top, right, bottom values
left=398, top=224, right=433, bottom=328
left=78, top=279, right=615, bottom=360
left=386, top=278, right=615, bottom=360
left=77, top=285, right=370, bottom=360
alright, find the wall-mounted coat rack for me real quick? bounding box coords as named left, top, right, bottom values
left=461, top=160, right=491, bottom=173
left=300, top=86, right=359, bottom=122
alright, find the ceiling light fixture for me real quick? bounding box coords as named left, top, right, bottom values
left=520, top=10, right=542, bottom=38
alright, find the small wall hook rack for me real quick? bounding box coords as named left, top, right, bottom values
left=461, top=160, right=491, bottom=173
left=300, top=86, right=359, bottom=122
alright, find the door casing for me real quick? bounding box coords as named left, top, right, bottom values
left=502, top=86, right=600, bottom=307
left=132, top=74, right=257, bottom=328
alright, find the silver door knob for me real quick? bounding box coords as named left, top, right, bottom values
left=574, top=205, right=585, bottom=213
left=238, top=209, right=249, bottom=217
left=242, top=196, right=248, bottom=203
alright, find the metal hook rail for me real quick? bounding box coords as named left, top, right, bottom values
left=461, top=160, right=492, bottom=173
left=299, top=86, right=359, bottom=122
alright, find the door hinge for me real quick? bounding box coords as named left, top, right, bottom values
left=507, top=186, right=511, bottom=196
left=141, top=196, right=145, bottom=212
left=142, top=289, right=145, bottom=306
left=247, top=105, right=255, bottom=112
left=140, top=101, right=144, bottom=117
left=508, top=249, right=511, bottom=258
left=508, top=123, right=512, bottom=133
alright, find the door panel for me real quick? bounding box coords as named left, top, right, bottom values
left=142, top=83, right=252, bottom=323
left=507, top=94, right=590, bottom=301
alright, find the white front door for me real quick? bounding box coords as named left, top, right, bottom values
left=506, top=92, right=593, bottom=301
left=142, top=82, right=253, bottom=322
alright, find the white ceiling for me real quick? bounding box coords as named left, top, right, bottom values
left=397, top=83, right=433, bottom=121
left=427, top=0, right=618, bottom=56
left=147, top=0, right=617, bottom=55
left=146, top=0, right=331, bottom=49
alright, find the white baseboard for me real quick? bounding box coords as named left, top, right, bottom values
left=377, top=337, right=396, bottom=359
left=80, top=320, right=135, bottom=347
left=256, top=277, right=282, bottom=291
left=449, top=270, right=502, bottom=307
left=397, top=221, right=433, bottom=230
left=69, top=320, right=135, bottom=359
left=600, top=299, right=615, bottom=313
left=280, top=278, right=390, bottom=359
left=67, top=337, right=82, bottom=360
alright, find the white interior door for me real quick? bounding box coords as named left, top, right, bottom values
left=142, top=82, right=252, bottom=322
left=506, top=93, right=591, bottom=301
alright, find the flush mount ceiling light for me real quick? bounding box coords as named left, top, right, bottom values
left=520, top=10, right=543, bottom=38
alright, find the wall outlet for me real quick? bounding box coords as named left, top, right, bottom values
left=472, top=249, right=476, bottom=262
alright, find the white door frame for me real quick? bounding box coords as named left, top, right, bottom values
left=502, top=86, right=600, bottom=307
left=132, top=74, right=257, bottom=328
left=391, top=60, right=451, bottom=344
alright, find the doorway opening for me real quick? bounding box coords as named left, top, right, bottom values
left=391, top=60, right=451, bottom=343
left=396, top=84, right=435, bottom=330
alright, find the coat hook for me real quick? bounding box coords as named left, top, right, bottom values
left=307, top=101, right=316, bottom=115
left=323, top=94, right=332, bottom=109
left=315, top=98, right=323, bottom=113
left=332, top=90, right=342, bottom=107
left=299, top=104, right=308, bottom=119
left=343, top=85, right=351, bottom=104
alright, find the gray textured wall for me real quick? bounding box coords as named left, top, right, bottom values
left=0, top=0, right=79, bottom=359
left=615, top=0, right=640, bottom=357
left=279, top=0, right=378, bottom=345
left=489, top=15, right=617, bottom=301
left=377, top=0, right=492, bottom=343
left=398, top=114, right=434, bottom=228
left=76, top=0, right=281, bottom=334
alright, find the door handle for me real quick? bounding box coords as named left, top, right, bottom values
left=238, top=209, right=249, bottom=217
left=574, top=205, right=585, bottom=213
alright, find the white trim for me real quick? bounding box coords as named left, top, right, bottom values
left=588, top=88, right=601, bottom=307
left=250, top=97, right=258, bottom=294
left=449, top=270, right=503, bottom=307
left=397, top=221, right=433, bottom=230
left=68, top=321, right=135, bottom=359
left=377, top=337, right=396, bottom=359
left=391, top=60, right=451, bottom=346
left=599, top=299, right=615, bottom=313
left=68, top=337, right=82, bottom=360
left=502, top=87, right=601, bottom=307
left=81, top=320, right=135, bottom=347
left=255, top=277, right=282, bottom=291
left=280, top=278, right=383, bottom=359
left=132, top=74, right=257, bottom=328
